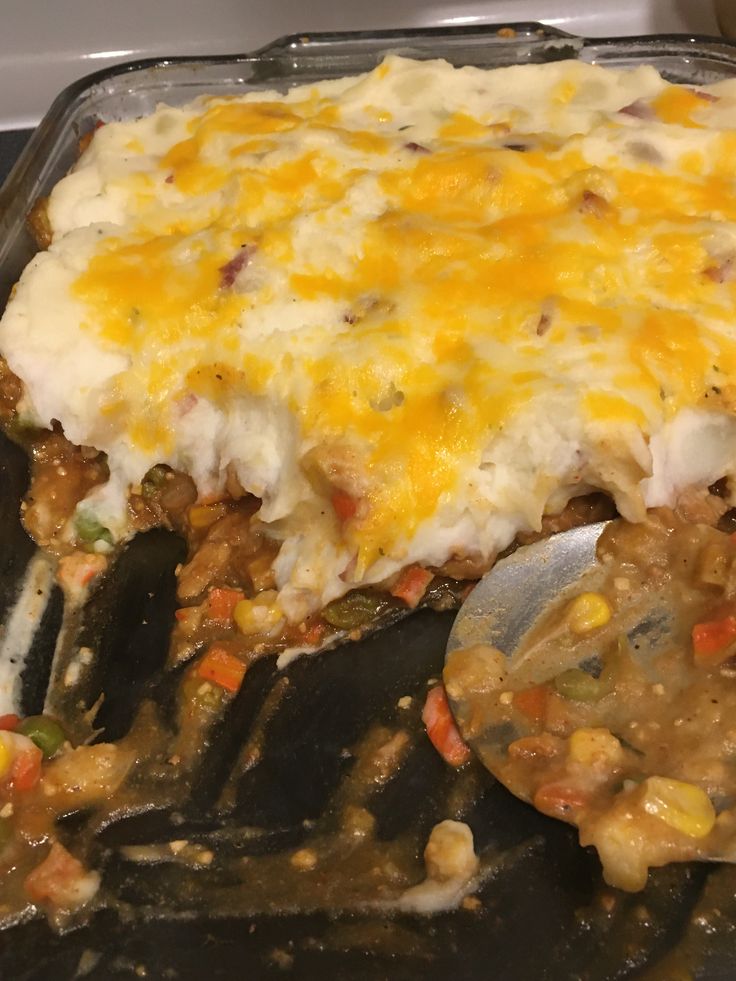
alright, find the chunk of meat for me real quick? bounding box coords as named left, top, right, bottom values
left=675, top=487, right=728, bottom=527
left=626, top=141, right=663, bottom=165
left=578, top=190, right=610, bottom=218
left=218, top=244, right=256, bottom=288
left=689, top=88, right=719, bottom=103
left=23, top=433, right=108, bottom=549
left=545, top=492, right=617, bottom=534
left=26, top=197, right=52, bottom=249
left=301, top=442, right=368, bottom=503
left=435, top=553, right=495, bottom=580
left=704, top=257, right=736, bottom=284
left=178, top=539, right=232, bottom=601
left=42, top=743, right=134, bottom=809
left=517, top=493, right=616, bottom=547
left=57, top=553, right=108, bottom=603
left=177, top=506, right=269, bottom=602
left=0, top=356, right=22, bottom=424
left=159, top=472, right=198, bottom=516
left=619, top=99, right=654, bottom=119
left=130, top=467, right=198, bottom=532
left=24, top=842, right=100, bottom=911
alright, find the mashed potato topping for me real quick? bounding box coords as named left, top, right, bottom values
left=3, top=56, right=736, bottom=619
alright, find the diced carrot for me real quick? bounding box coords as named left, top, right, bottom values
left=692, top=615, right=736, bottom=664
left=391, top=564, right=434, bottom=608
left=303, top=620, right=327, bottom=647
left=331, top=490, right=358, bottom=522
left=11, top=744, right=42, bottom=792
left=0, top=714, right=19, bottom=731
left=205, top=587, right=245, bottom=624
left=80, top=566, right=98, bottom=586
left=57, top=553, right=107, bottom=593
left=422, top=685, right=472, bottom=767
left=196, top=645, right=247, bottom=693
left=513, top=685, right=549, bottom=725
left=175, top=607, right=195, bottom=622
left=533, top=782, right=589, bottom=820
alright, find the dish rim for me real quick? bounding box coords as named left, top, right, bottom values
left=3, top=21, right=736, bottom=301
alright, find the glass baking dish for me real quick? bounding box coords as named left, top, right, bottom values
left=3, top=22, right=736, bottom=980
left=3, top=22, right=736, bottom=304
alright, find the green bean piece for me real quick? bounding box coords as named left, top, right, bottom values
left=17, top=715, right=67, bottom=759
left=141, top=464, right=169, bottom=498
left=322, top=590, right=390, bottom=630
left=75, top=512, right=114, bottom=547
left=554, top=668, right=607, bottom=702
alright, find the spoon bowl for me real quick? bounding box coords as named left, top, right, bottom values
left=444, top=517, right=736, bottom=882
left=445, top=519, right=681, bottom=765
left=445, top=522, right=611, bottom=793
left=446, top=522, right=608, bottom=663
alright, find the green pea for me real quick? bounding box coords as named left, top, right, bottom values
left=554, top=668, right=607, bottom=702
left=17, top=715, right=67, bottom=759
left=322, top=590, right=391, bottom=630
left=75, top=512, right=113, bottom=547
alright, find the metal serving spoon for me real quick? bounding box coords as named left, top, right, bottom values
left=443, top=520, right=736, bottom=877
left=445, top=522, right=608, bottom=778
left=444, top=521, right=689, bottom=799
left=447, top=522, right=610, bottom=669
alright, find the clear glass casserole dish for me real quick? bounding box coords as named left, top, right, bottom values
left=3, top=22, right=736, bottom=980
left=4, top=22, right=736, bottom=302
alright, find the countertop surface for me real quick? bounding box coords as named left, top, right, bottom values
left=0, top=0, right=722, bottom=131
left=0, top=131, right=31, bottom=185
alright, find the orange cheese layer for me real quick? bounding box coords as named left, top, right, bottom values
left=4, top=56, right=736, bottom=612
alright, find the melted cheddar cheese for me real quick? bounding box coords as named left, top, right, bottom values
left=4, top=56, right=736, bottom=617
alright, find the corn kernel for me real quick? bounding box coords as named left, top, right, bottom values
left=290, top=847, right=318, bottom=871
left=188, top=503, right=227, bottom=529
left=0, top=735, right=12, bottom=779
left=640, top=776, right=716, bottom=838
left=568, top=727, right=623, bottom=766
left=566, top=592, right=612, bottom=634
left=233, top=590, right=284, bottom=637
